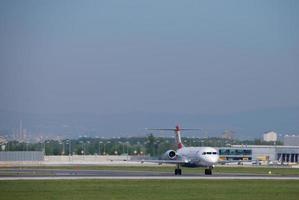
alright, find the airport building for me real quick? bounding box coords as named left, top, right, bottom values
left=263, top=131, right=277, bottom=142
left=284, top=135, right=299, bottom=146
left=218, top=145, right=299, bottom=163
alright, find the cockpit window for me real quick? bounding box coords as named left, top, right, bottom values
left=203, top=152, right=217, bottom=155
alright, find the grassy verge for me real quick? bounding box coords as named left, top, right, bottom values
left=0, top=179, right=298, bottom=200
left=2, top=165, right=299, bottom=176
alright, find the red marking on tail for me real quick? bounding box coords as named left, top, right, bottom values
left=175, top=124, right=183, bottom=149
left=176, top=125, right=180, bottom=132
left=178, top=143, right=183, bottom=149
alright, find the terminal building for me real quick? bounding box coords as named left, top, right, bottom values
left=217, top=145, right=299, bottom=163
left=284, top=135, right=299, bottom=146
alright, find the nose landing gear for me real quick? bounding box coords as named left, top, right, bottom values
left=174, top=164, right=182, bottom=175
left=205, top=166, right=213, bottom=175
left=204, top=168, right=212, bottom=175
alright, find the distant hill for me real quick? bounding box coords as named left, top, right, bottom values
left=0, top=107, right=298, bottom=139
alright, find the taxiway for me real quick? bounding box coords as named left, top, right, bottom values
left=0, top=168, right=299, bottom=180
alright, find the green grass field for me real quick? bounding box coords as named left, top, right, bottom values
left=0, top=180, right=298, bottom=200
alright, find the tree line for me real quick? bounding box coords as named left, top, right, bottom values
left=0, top=134, right=282, bottom=156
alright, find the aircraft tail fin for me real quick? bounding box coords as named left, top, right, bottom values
left=146, top=125, right=200, bottom=149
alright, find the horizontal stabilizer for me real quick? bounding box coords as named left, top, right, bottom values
left=145, top=128, right=200, bottom=131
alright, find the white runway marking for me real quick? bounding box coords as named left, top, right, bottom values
left=1, top=176, right=299, bottom=180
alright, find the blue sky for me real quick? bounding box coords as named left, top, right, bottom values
left=1, top=0, right=298, bottom=115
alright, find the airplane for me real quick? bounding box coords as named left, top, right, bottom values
left=143, top=125, right=219, bottom=175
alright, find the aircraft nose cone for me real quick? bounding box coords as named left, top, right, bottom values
left=203, top=154, right=219, bottom=165
left=207, top=156, right=217, bottom=163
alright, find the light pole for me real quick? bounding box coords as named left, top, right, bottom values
left=68, top=140, right=71, bottom=156
left=62, top=140, right=65, bottom=155
left=153, top=142, right=157, bottom=156
left=122, top=142, right=125, bottom=155
left=80, top=141, right=84, bottom=155
left=154, top=140, right=160, bottom=156
left=103, top=141, right=110, bottom=155
left=99, top=141, right=103, bottom=155
left=26, top=141, right=28, bottom=151
left=137, top=141, right=140, bottom=155
left=118, top=141, right=123, bottom=155
left=40, top=141, right=43, bottom=152
left=114, top=141, right=118, bottom=155
left=59, top=141, right=64, bottom=155
left=44, top=140, right=50, bottom=155
left=86, top=141, right=90, bottom=155
left=126, top=141, right=129, bottom=155
left=65, top=140, right=71, bottom=161
left=43, top=140, right=46, bottom=154
left=65, top=139, right=71, bottom=156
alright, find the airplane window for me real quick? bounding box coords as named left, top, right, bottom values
left=212, top=152, right=217, bottom=155
left=207, top=152, right=212, bottom=155
left=202, top=152, right=206, bottom=155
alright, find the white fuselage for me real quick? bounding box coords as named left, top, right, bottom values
left=176, top=146, right=219, bottom=167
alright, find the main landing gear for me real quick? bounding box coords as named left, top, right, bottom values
left=174, top=165, right=213, bottom=175
left=174, top=164, right=182, bottom=175
left=205, top=167, right=213, bottom=175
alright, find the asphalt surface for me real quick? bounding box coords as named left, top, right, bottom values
left=1, top=168, right=299, bottom=180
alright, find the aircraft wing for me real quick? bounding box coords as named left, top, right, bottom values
left=141, top=159, right=189, bottom=165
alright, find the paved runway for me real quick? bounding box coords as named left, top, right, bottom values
left=1, top=168, right=299, bottom=180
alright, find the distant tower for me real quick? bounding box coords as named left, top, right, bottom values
left=19, top=120, right=22, bottom=138
left=18, top=120, right=25, bottom=142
